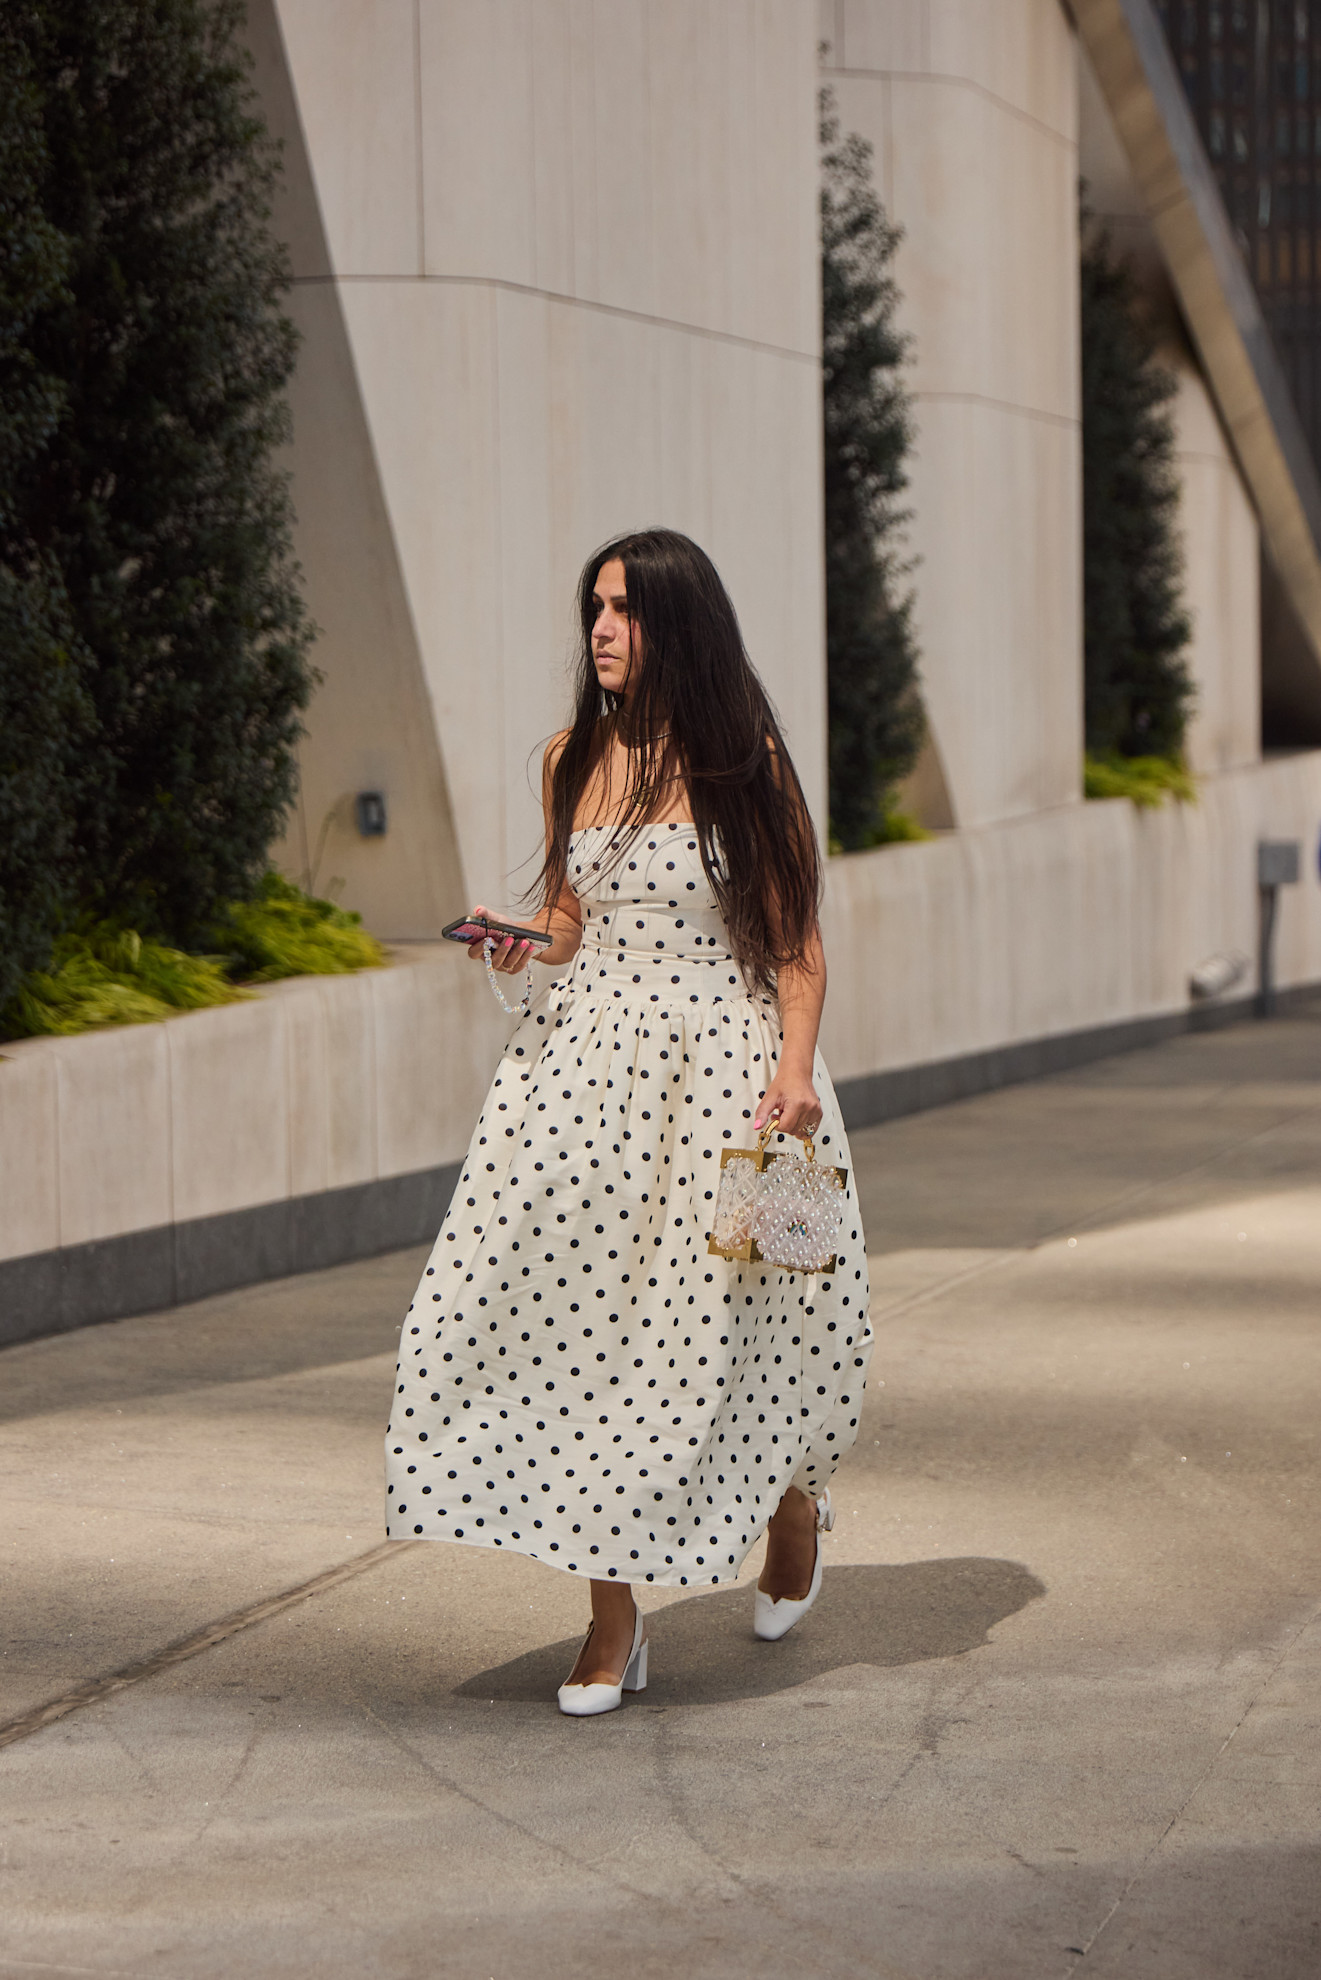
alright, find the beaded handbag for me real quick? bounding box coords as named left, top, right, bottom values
left=707, top=1123, right=847, bottom=1273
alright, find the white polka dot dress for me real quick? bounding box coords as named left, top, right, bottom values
left=385, top=823, right=873, bottom=1586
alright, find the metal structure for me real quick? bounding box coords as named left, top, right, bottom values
left=1257, top=835, right=1302, bottom=1010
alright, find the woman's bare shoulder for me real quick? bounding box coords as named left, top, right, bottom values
left=542, top=729, right=578, bottom=793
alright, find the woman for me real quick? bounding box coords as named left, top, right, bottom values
left=385, top=529, right=872, bottom=1714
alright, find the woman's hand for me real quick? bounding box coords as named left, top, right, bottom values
left=754, top=1066, right=822, bottom=1140
left=465, top=906, right=537, bottom=976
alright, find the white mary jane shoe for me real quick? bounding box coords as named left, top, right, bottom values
left=754, top=1488, right=836, bottom=1642
left=557, top=1600, right=648, bottom=1717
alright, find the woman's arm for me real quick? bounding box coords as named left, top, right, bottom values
left=754, top=929, right=825, bottom=1138
left=470, top=732, right=583, bottom=976
left=752, top=741, right=825, bottom=1138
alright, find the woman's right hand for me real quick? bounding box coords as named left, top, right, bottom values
left=465, top=906, right=535, bottom=975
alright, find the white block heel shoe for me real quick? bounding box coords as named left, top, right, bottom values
left=754, top=1488, right=835, bottom=1642
left=557, top=1600, right=648, bottom=1716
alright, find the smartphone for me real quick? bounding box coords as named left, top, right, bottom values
left=441, top=914, right=553, bottom=949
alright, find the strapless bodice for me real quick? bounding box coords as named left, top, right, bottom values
left=564, top=820, right=763, bottom=1008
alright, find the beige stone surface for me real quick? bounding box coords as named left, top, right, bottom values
left=838, top=67, right=1077, bottom=419
left=0, top=1047, right=59, bottom=1263
left=830, top=0, right=1076, bottom=138
left=53, top=1026, right=173, bottom=1249
left=901, top=396, right=1083, bottom=821
left=825, top=0, right=927, bottom=74
left=371, top=943, right=509, bottom=1180
left=2, top=1012, right=1319, bottom=1976
left=317, top=972, right=379, bottom=1194
left=280, top=975, right=332, bottom=1203
left=415, top=0, right=818, bottom=351
left=167, top=1003, right=290, bottom=1226
left=928, top=0, right=1077, bottom=135
left=273, top=0, right=420, bottom=278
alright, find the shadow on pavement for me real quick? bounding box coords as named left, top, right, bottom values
left=456, top=1556, right=1045, bottom=1706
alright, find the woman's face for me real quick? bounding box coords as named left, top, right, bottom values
left=590, top=558, right=642, bottom=702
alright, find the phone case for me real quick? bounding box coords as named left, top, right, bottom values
left=441, top=915, right=552, bottom=948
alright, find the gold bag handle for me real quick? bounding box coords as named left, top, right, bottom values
left=756, top=1119, right=816, bottom=1164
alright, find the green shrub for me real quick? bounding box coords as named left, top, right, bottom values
left=0, top=17, right=89, bottom=1010
left=1083, top=751, right=1197, bottom=808
left=821, top=90, right=925, bottom=851
left=5, top=0, right=314, bottom=945
left=1081, top=218, right=1194, bottom=760
left=0, top=563, right=92, bottom=1011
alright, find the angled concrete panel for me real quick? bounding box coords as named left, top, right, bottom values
left=244, top=0, right=467, bottom=935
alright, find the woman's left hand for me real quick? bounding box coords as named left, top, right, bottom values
left=754, top=1069, right=822, bottom=1140
left=465, top=905, right=535, bottom=975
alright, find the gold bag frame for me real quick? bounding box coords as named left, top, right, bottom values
left=706, top=1124, right=848, bottom=1272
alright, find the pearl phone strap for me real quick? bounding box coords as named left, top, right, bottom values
left=483, top=936, right=534, bottom=1016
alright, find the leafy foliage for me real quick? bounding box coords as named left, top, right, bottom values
left=0, top=875, right=385, bottom=1041
left=1080, top=223, right=1194, bottom=761
left=826, top=806, right=930, bottom=858
left=4, top=0, right=314, bottom=947
left=873, top=806, right=930, bottom=843
left=2, top=923, right=243, bottom=1037
left=1083, top=751, right=1197, bottom=808
left=209, top=871, right=385, bottom=982
left=821, top=90, right=925, bottom=852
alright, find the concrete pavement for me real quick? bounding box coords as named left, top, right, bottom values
left=2, top=1009, right=1320, bottom=1978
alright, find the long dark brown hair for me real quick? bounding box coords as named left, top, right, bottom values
left=534, top=528, right=821, bottom=993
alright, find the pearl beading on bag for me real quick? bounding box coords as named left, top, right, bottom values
left=751, top=1149, right=846, bottom=1273
left=707, top=1125, right=846, bottom=1273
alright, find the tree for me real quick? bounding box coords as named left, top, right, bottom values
left=820, top=90, right=924, bottom=851
left=10, top=0, right=313, bottom=943
left=1080, top=222, right=1193, bottom=760
left=0, top=13, right=90, bottom=1010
